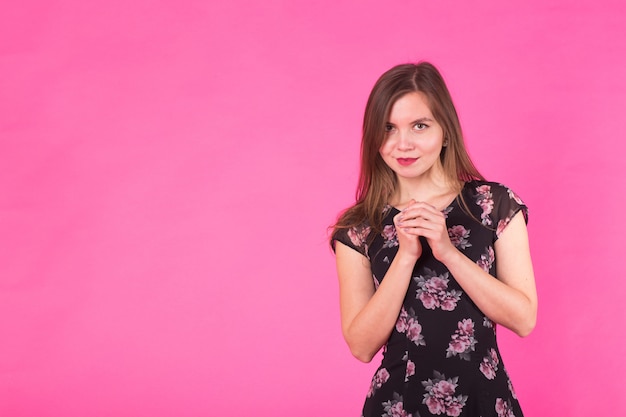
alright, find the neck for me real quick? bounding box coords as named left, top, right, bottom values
left=391, top=172, right=458, bottom=210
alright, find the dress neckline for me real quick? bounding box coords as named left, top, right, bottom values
left=385, top=185, right=466, bottom=214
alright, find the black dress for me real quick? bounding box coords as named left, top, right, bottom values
left=333, top=181, right=528, bottom=417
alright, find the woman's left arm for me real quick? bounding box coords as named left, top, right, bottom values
left=441, top=211, right=537, bottom=336
left=400, top=202, right=537, bottom=336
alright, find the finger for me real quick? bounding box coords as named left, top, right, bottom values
left=393, top=212, right=407, bottom=228
left=400, top=210, right=444, bottom=227
left=414, top=203, right=444, bottom=217
left=401, top=202, right=443, bottom=217
left=401, top=216, right=448, bottom=234
left=399, top=218, right=438, bottom=232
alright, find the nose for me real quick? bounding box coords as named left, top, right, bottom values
left=397, top=129, right=414, bottom=150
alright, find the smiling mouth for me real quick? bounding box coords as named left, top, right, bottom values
left=397, top=158, right=418, bottom=166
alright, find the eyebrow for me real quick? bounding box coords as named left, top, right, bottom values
left=386, top=117, right=434, bottom=124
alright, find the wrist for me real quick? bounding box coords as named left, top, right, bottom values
left=394, top=250, right=420, bottom=268
left=437, top=246, right=462, bottom=267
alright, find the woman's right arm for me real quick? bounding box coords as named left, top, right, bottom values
left=335, top=237, right=418, bottom=363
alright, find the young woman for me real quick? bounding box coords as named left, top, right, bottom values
left=331, top=62, right=537, bottom=417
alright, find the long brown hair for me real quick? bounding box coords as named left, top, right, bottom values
left=331, top=62, right=484, bottom=244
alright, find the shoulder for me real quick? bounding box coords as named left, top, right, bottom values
left=332, top=220, right=373, bottom=258
left=464, top=180, right=515, bottom=193
left=332, top=205, right=394, bottom=258
left=464, top=181, right=525, bottom=204
left=462, top=180, right=528, bottom=234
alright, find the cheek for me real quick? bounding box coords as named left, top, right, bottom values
left=379, top=139, right=393, bottom=156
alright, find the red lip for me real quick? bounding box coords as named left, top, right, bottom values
left=397, top=158, right=418, bottom=166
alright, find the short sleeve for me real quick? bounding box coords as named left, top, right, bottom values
left=491, top=183, right=529, bottom=240
left=331, top=224, right=371, bottom=258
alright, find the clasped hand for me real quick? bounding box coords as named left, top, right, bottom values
left=392, top=200, right=455, bottom=262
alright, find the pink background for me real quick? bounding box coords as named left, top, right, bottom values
left=2, top=1, right=625, bottom=416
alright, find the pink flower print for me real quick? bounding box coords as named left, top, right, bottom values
left=367, top=367, right=390, bottom=398
left=382, top=225, right=395, bottom=239
left=440, top=291, right=462, bottom=311
left=373, top=274, right=381, bottom=289
left=382, top=225, right=399, bottom=248
left=414, top=268, right=462, bottom=311
left=405, top=359, right=415, bottom=382
left=395, top=307, right=409, bottom=333
left=448, top=225, right=472, bottom=249
left=477, top=246, right=495, bottom=272
left=507, top=187, right=524, bottom=206
left=347, top=225, right=371, bottom=248
left=432, top=379, right=456, bottom=398
left=446, top=403, right=463, bottom=417
left=508, top=379, right=517, bottom=399
left=483, top=317, right=494, bottom=328
left=478, top=362, right=491, bottom=379
left=495, top=398, right=516, bottom=417
left=496, top=218, right=511, bottom=238
left=458, top=318, right=474, bottom=333
left=448, top=338, right=470, bottom=354
left=389, top=403, right=410, bottom=417
left=421, top=372, right=468, bottom=417
left=424, top=396, right=445, bottom=415
left=395, top=307, right=425, bottom=347
left=479, top=348, right=500, bottom=380
left=347, top=229, right=361, bottom=246
left=419, top=291, right=438, bottom=309
left=406, top=319, right=424, bottom=345
left=475, top=185, right=494, bottom=226
left=504, top=368, right=518, bottom=399
left=382, top=393, right=412, bottom=417
left=426, top=276, right=448, bottom=292
left=446, top=319, right=477, bottom=360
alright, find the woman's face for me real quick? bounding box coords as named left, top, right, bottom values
left=379, top=92, right=445, bottom=183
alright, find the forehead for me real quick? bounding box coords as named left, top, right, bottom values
left=388, top=92, right=433, bottom=120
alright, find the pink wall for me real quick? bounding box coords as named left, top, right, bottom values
left=2, top=1, right=625, bottom=416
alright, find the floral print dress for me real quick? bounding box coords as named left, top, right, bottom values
left=333, top=181, right=528, bottom=417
